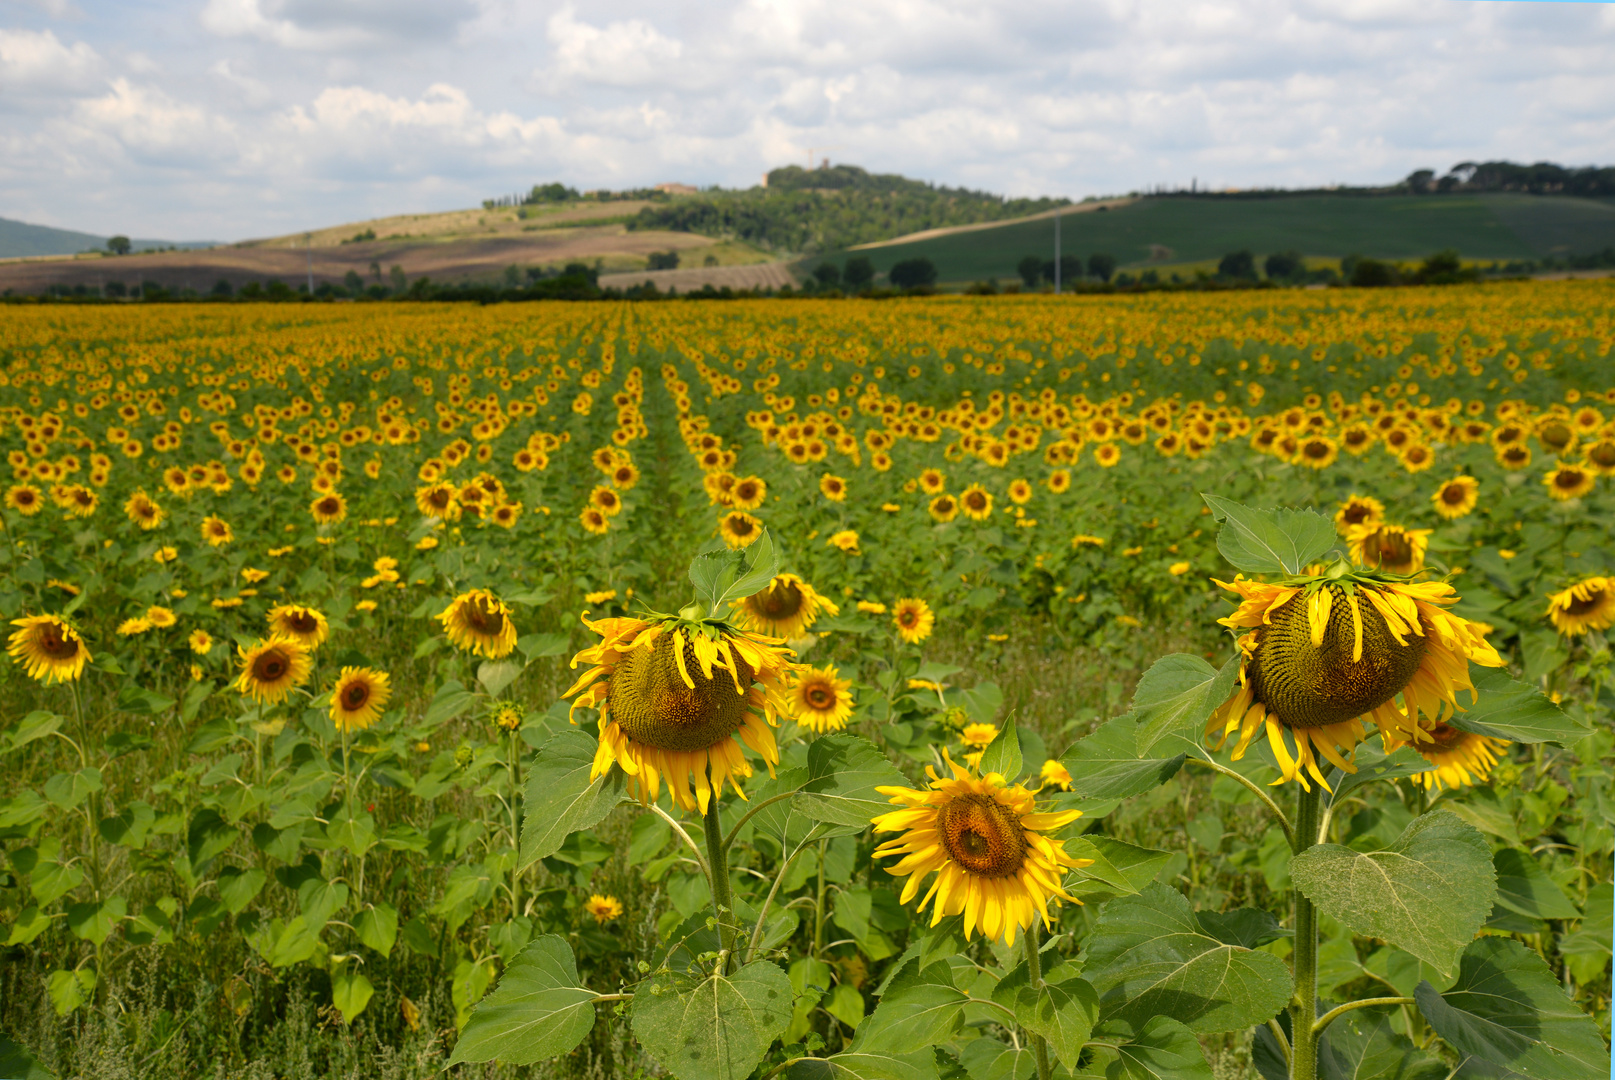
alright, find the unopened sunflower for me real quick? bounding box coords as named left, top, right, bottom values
left=564, top=610, right=795, bottom=812
left=1207, top=567, right=1504, bottom=790
left=873, top=752, right=1092, bottom=946
left=6, top=614, right=91, bottom=684
left=437, top=589, right=518, bottom=658
left=789, top=665, right=854, bottom=732
left=1546, top=575, right=1615, bottom=636
left=734, top=573, right=839, bottom=638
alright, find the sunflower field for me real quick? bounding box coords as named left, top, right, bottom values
left=0, top=283, right=1611, bottom=1080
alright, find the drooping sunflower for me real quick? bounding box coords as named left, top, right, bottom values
left=1543, top=463, right=1595, bottom=501
left=1207, top=572, right=1504, bottom=790
left=1347, top=523, right=1431, bottom=575
left=789, top=665, right=854, bottom=732
left=6, top=614, right=91, bottom=684
left=234, top=637, right=313, bottom=705
left=892, top=597, right=935, bottom=644
left=734, top=573, right=840, bottom=639
left=564, top=612, right=795, bottom=812
left=330, top=667, right=392, bottom=732
left=268, top=604, right=330, bottom=649
left=1431, top=476, right=1479, bottom=520
left=438, top=589, right=518, bottom=658
left=960, top=484, right=993, bottom=522
left=872, top=753, right=1092, bottom=946
left=1387, top=722, right=1509, bottom=792
left=1546, top=576, right=1615, bottom=636
left=1333, top=494, right=1384, bottom=536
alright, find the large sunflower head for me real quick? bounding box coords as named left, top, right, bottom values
left=1347, top=522, right=1431, bottom=575
left=564, top=613, right=795, bottom=812
left=734, top=573, right=840, bottom=639
left=872, top=753, right=1092, bottom=946
left=437, top=589, right=518, bottom=658
left=234, top=637, right=313, bottom=705
left=330, top=667, right=392, bottom=732
left=789, top=664, right=853, bottom=733
left=268, top=604, right=330, bottom=649
left=6, top=614, right=91, bottom=684
left=1207, top=569, right=1504, bottom=790
left=1546, top=575, right=1615, bottom=636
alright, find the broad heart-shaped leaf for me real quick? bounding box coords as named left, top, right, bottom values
left=990, top=959, right=1098, bottom=1071
left=1202, top=494, right=1337, bottom=575
left=855, top=958, right=969, bottom=1050
left=1491, top=848, right=1579, bottom=921
left=1317, top=1008, right=1447, bottom=1080
left=518, top=729, right=626, bottom=873
left=958, top=1037, right=1034, bottom=1080
left=1415, top=937, right=1611, bottom=1080
left=1130, top=654, right=1237, bottom=757
left=1066, top=836, right=1174, bottom=903
left=0, top=1032, right=54, bottom=1080
left=788, top=1045, right=938, bottom=1080
left=1290, top=810, right=1494, bottom=978
left=791, top=735, right=907, bottom=829
left=1194, top=908, right=1291, bottom=950
left=331, top=963, right=375, bottom=1023
left=1082, top=882, right=1290, bottom=1034
left=631, top=959, right=793, bottom=1080
left=1101, top=1016, right=1213, bottom=1080
left=977, top=721, right=1022, bottom=782
left=1325, top=742, right=1432, bottom=808
left=1447, top=666, right=1590, bottom=746
left=1060, top=714, right=1185, bottom=801
left=449, top=935, right=597, bottom=1065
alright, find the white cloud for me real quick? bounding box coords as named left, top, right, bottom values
left=200, top=0, right=478, bottom=50
left=0, top=27, right=100, bottom=93
left=544, top=6, right=684, bottom=88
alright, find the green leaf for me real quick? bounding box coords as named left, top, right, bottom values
left=990, top=960, right=1098, bottom=1071
left=3, top=711, right=62, bottom=754
left=1415, top=937, right=1610, bottom=1080
left=5, top=906, right=53, bottom=946
left=424, top=680, right=478, bottom=726
left=477, top=660, right=525, bottom=697
left=1194, top=908, right=1291, bottom=950
left=788, top=1047, right=937, bottom=1080
left=977, top=721, right=1022, bottom=782
left=179, top=679, right=213, bottom=724
left=856, top=958, right=968, bottom=1050
left=1059, top=715, right=1186, bottom=801
left=1317, top=1009, right=1447, bottom=1080
left=519, top=632, right=571, bottom=659
left=792, top=735, right=907, bottom=829
left=1066, top=836, right=1173, bottom=903
left=1103, top=1016, right=1214, bottom=1080
left=1326, top=743, right=1433, bottom=808
left=1290, top=810, right=1494, bottom=978
left=1202, top=495, right=1337, bottom=575
left=0, top=1033, right=55, bottom=1080
left=331, top=963, right=375, bottom=1024
left=43, top=767, right=102, bottom=811
left=450, top=936, right=597, bottom=1065
left=631, top=960, right=793, bottom=1080
left=1083, top=882, right=1291, bottom=1034
left=48, top=968, right=95, bottom=1016
left=1448, top=667, right=1590, bottom=746
left=356, top=902, right=400, bottom=957
left=66, top=897, right=126, bottom=945
left=958, top=1037, right=1034, bottom=1080
left=1130, top=654, right=1237, bottom=757
left=1491, top=848, right=1580, bottom=921
left=518, top=729, right=626, bottom=873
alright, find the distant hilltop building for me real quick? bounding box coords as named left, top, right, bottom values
left=655, top=182, right=698, bottom=195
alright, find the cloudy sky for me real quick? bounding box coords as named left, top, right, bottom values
left=1, top=0, right=1611, bottom=241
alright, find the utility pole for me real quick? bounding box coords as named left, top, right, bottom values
left=1053, top=208, right=1061, bottom=293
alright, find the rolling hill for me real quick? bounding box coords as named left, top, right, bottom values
left=0, top=216, right=212, bottom=259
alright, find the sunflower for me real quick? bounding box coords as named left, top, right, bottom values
left=730, top=476, right=766, bottom=510
left=310, top=492, right=348, bottom=525
left=118, top=618, right=152, bottom=637
left=1387, top=722, right=1509, bottom=792
left=719, top=511, right=764, bottom=549
left=735, top=573, right=840, bottom=639
left=585, top=895, right=624, bottom=921
left=612, top=462, right=641, bottom=490
left=1007, top=479, right=1033, bottom=505
left=189, top=629, right=213, bottom=655
left=1545, top=576, right=1615, bottom=636
left=892, top=597, right=934, bottom=644
left=929, top=494, right=959, bottom=523
left=826, top=529, right=860, bottom=554
left=1047, top=470, right=1071, bottom=494
left=5, top=484, right=43, bottom=516
left=1333, top=494, right=1384, bottom=535
left=1399, top=444, right=1435, bottom=473
left=330, top=667, right=392, bottom=732
left=1039, top=759, right=1072, bottom=791
left=416, top=482, right=460, bottom=520
left=1206, top=573, right=1503, bottom=790
left=438, top=589, right=518, bottom=658
left=820, top=474, right=848, bottom=502
left=1293, top=436, right=1338, bottom=470
left=201, top=516, right=234, bottom=547
left=268, top=604, right=330, bottom=649
left=1496, top=444, right=1531, bottom=471
left=1095, top=444, right=1121, bottom=467
left=124, top=491, right=165, bottom=530
left=58, top=485, right=98, bottom=518
left=563, top=613, right=794, bottom=812
left=960, top=484, right=993, bottom=521
left=580, top=507, right=610, bottom=535
left=234, top=637, right=313, bottom=705
left=919, top=469, right=946, bottom=494
left=1543, top=463, right=1595, bottom=501
left=145, top=606, right=177, bottom=629
left=1347, top=523, right=1431, bottom=575
left=1431, top=476, right=1479, bottom=520
left=960, top=722, right=999, bottom=750
left=790, top=665, right=854, bottom=732
left=590, top=486, right=624, bottom=516
left=6, top=614, right=91, bottom=684
left=872, top=753, right=1091, bottom=946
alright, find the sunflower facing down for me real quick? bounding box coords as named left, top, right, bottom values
left=7, top=614, right=91, bottom=684
left=734, top=573, right=840, bottom=639
left=1385, top=721, right=1509, bottom=792
left=789, top=665, right=854, bottom=733
left=564, top=613, right=795, bottom=812
left=234, top=637, right=313, bottom=705
left=1207, top=572, right=1504, bottom=790
left=438, top=589, right=518, bottom=658
left=1546, top=576, right=1615, bottom=636
left=330, top=667, right=392, bottom=732
left=872, top=753, right=1092, bottom=947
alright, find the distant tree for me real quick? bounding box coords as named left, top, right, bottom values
left=888, top=257, right=938, bottom=290
left=1041, top=254, right=1082, bottom=287
left=1218, top=250, right=1258, bottom=281
left=1349, top=258, right=1395, bottom=287
left=1017, top=255, right=1044, bottom=288
left=1418, top=249, right=1462, bottom=280
left=1087, top=253, right=1116, bottom=283
left=104, top=281, right=127, bottom=298
left=1140, top=269, right=1159, bottom=285
left=704, top=254, right=719, bottom=267
left=265, top=280, right=294, bottom=300
left=647, top=250, right=680, bottom=270
left=106, top=235, right=131, bottom=255
left=210, top=279, right=233, bottom=297
left=1404, top=169, right=1437, bottom=193
left=344, top=270, right=364, bottom=291
left=813, top=263, right=841, bottom=288
left=504, top=265, right=521, bottom=287
left=389, top=265, right=407, bottom=293
left=238, top=282, right=263, bottom=300
left=1264, top=251, right=1305, bottom=281
left=369, top=261, right=382, bottom=281
left=842, top=256, right=875, bottom=291
left=527, top=182, right=580, bottom=203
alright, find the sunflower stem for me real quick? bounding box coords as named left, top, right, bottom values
left=701, top=773, right=735, bottom=973
left=1023, top=922, right=1053, bottom=1080
left=1290, top=783, right=1324, bottom=1080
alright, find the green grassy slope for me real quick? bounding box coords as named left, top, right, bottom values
left=819, top=194, right=1615, bottom=283
left=0, top=217, right=108, bottom=259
